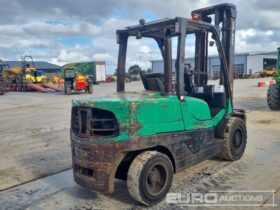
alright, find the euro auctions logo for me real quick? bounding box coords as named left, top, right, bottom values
left=166, top=190, right=277, bottom=207
left=167, top=192, right=218, bottom=204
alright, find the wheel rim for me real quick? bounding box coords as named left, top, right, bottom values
left=145, top=164, right=168, bottom=196
left=233, top=129, right=243, bottom=150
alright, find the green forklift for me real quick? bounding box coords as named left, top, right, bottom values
left=267, top=47, right=280, bottom=110
left=70, top=4, right=247, bottom=206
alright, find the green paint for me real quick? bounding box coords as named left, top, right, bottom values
left=180, top=97, right=212, bottom=130
left=180, top=97, right=227, bottom=130
left=226, top=99, right=233, bottom=115
left=72, top=91, right=231, bottom=142
left=276, top=48, right=280, bottom=84
left=73, top=92, right=185, bottom=140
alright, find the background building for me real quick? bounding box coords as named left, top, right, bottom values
left=151, top=51, right=277, bottom=78
left=5, top=61, right=61, bottom=74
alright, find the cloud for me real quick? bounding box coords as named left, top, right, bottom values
left=92, top=53, right=114, bottom=62
left=0, top=0, right=278, bottom=73
left=55, top=49, right=90, bottom=63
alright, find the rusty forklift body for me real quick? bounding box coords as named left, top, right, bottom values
left=70, top=4, right=247, bottom=205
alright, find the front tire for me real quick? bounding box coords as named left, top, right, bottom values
left=267, top=84, right=280, bottom=110
left=127, top=151, right=173, bottom=206
left=219, top=117, right=247, bottom=161
left=87, top=80, right=93, bottom=94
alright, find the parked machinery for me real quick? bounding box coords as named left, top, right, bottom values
left=63, top=66, right=93, bottom=94
left=63, top=61, right=106, bottom=84
left=3, top=55, right=46, bottom=86
left=260, top=69, right=277, bottom=78
left=267, top=47, right=280, bottom=110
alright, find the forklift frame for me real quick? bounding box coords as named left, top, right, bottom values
left=70, top=4, right=247, bottom=206
left=116, top=3, right=236, bottom=104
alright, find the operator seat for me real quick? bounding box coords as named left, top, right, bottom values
left=140, top=71, right=164, bottom=92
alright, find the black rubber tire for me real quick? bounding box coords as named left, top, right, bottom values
left=88, top=85, right=93, bottom=94
left=87, top=80, right=93, bottom=94
left=22, top=84, right=27, bottom=91
left=22, top=78, right=28, bottom=84
left=64, top=81, right=72, bottom=95
left=219, top=117, right=247, bottom=161
left=267, top=84, right=280, bottom=110
left=15, top=76, right=21, bottom=84
left=127, top=151, right=173, bottom=206
left=0, top=87, right=4, bottom=95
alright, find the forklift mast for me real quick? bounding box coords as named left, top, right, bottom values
left=192, top=4, right=236, bottom=100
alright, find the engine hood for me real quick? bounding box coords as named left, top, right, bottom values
left=73, top=91, right=171, bottom=105
left=72, top=91, right=185, bottom=140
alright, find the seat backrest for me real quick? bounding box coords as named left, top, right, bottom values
left=140, top=71, right=148, bottom=90
left=192, top=85, right=214, bottom=99
left=206, top=85, right=226, bottom=108
left=145, top=78, right=162, bottom=91
left=140, top=71, right=164, bottom=92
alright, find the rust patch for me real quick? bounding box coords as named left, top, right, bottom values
left=71, top=127, right=218, bottom=194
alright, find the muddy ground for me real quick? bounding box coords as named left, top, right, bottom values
left=0, top=78, right=279, bottom=209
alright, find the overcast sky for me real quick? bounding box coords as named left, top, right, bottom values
left=0, top=0, right=279, bottom=73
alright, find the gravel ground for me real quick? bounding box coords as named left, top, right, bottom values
left=0, top=79, right=279, bottom=210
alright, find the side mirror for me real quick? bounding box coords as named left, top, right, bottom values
left=209, top=41, right=215, bottom=47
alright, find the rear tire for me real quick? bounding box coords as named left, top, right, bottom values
left=267, top=84, right=280, bottom=110
left=127, top=151, right=173, bottom=206
left=219, top=117, right=247, bottom=161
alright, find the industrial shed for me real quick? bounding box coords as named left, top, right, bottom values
left=5, top=61, right=61, bottom=74
left=151, top=51, right=277, bottom=78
